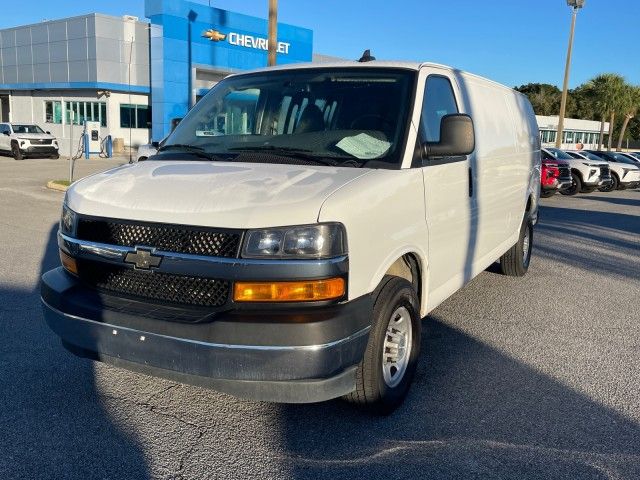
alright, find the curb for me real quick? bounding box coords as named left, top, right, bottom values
left=46, top=181, right=69, bottom=192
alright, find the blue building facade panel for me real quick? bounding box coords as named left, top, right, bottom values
left=145, top=0, right=313, bottom=140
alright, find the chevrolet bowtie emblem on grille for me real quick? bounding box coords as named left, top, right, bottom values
left=202, top=29, right=227, bottom=42
left=124, top=248, right=162, bottom=270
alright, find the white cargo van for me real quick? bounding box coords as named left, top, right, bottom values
left=42, top=61, right=540, bottom=413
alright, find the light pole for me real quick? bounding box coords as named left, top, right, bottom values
left=267, top=0, right=278, bottom=66
left=555, top=0, right=585, bottom=148
left=128, top=35, right=134, bottom=164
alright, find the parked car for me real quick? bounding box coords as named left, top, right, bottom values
left=134, top=141, right=159, bottom=163
left=617, top=152, right=640, bottom=169
left=41, top=61, right=540, bottom=413
left=567, top=150, right=640, bottom=191
left=542, top=147, right=611, bottom=195
left=0, top=123, right=60, bottom=160
left=540, top=155, right=572, bottom=198
left=584, top=150, right=640, bottom=190
left=134, top=118, right=183, bottom=163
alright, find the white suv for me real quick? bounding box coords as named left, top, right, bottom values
left=0, top=123, right=60, bottom=160
left=42, top=61, right=540, bottom=413
left=542, top=147, right=612, bottom=195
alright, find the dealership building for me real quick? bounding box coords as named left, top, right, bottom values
left=536, top=115, right=609, bottom=150
left=0, top=0, right=313, bottom=155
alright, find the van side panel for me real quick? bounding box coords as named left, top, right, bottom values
left=458, top=74, right=524, bottom=265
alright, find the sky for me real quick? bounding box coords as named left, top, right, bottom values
left=1, top=0, right=638, bottom=89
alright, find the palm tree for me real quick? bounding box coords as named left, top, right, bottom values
left=616, top=85, right=640, bottom=151
left=585, top=74, right=626, bottom=150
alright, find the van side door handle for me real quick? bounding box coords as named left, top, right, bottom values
left=468, top=166, right=473, bottom=197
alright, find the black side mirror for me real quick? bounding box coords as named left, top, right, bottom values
left=423, top=114, right=475, bottom=158
left=2, top=131, right=9, bottom=136
left=151, top=141, right=160, bottom=148
left=46, top=131, right=51, bottom=134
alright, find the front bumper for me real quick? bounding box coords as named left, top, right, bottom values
left=23, top=146, right=58, bottom=155
left=41, top=267, right=372, bottom=403
left=542, top=176, right=573, bottom=192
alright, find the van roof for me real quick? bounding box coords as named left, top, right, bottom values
left=234, top=60, right=517, bottom=93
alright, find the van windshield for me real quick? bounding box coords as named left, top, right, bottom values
left=162, top=68, right=416, bottom=168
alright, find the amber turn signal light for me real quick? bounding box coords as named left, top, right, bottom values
left=59, top=250, right=78, bottom=275
left=233, top=278, right=345, bottom=302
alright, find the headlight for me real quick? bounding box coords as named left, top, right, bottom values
left=60, top=203, right=77, bottom=236
left=242, top=223, right=347, bottom=259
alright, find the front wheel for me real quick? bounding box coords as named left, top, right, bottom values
left=11, top=142, right=23, bottom=160
left=500, top=216, right=533, bottom=277
left=540, top=189, right=556, bottom=198
left=598, top=174, right=618, bottom=192
left=344, top=276, right=421, bottom=414
left=560, top=172, right=581, bottom=196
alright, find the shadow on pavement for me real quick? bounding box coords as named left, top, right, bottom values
left=0, top=224, right=150, bottom=479
left=275, top=316, right=640, bottom=479
left=535, top=205, right=640, bottom=281
left=577, top=195, right=640, bottom=208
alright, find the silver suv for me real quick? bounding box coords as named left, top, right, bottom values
left=542, top=147, right=612, bottom=195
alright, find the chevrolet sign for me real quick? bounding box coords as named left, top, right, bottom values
left=202, top=29, right=291, bottom=54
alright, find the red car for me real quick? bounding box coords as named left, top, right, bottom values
left=540, top=155, right=572, bottom=198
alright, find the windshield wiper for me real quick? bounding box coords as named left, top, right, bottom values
left=157, top=144, right=227, bottom=162
left=228, top=146, right=339, bottom=166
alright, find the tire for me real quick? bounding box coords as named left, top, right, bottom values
left=599, top=174, right=618, bottom=192
left=345, top=276, right=421, bottom=414
left=540, top=190, right=556, bottom=198
left=581, top=186, right=597, bottom=193
left=11, top=142, right=23, bottom=160
left=499, top=215, right=533, bottom=277
left=560, top=172, right=581, bottom=196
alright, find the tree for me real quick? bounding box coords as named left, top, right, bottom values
left=514, top=83, right=568, bottom=116
left=583, top=74, right=626, bottom=150
left=569, top=84, right=598, bottom=120
left=616, top=85, right=640, bottom=151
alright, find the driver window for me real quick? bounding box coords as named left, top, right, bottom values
left=420, top=76, right=459, bottom=142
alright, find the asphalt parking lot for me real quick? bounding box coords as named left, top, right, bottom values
left=0, top=156, right=639, bottom=480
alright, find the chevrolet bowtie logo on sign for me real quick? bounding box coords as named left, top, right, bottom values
left=201, top=28, right=291, bottom=54
left=124, top=248, right=162, bottom=270
left=202, top=29, right=227, bottom=42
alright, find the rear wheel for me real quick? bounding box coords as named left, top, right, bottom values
left=599, top=174, right=618, bottom=192
left=560, top=172, right=581, bottom=196
left=500, top=216, right=533, bottom=277
left=345, top=276, right=421, bottom=414
left=11, top=142, right=23, bottom=160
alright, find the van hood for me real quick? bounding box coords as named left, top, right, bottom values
left=66, top=161, right=371, bottom=228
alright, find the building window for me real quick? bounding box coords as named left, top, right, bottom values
left=540, top=129, right=557, bottom=144
left=45, top=101, right=63, bottom=124
left=65, top=101, right=107, bottom=127
left=120, top=104, right=151, bottom=129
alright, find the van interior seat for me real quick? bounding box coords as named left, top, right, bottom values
left=295, top=104, right=325, bottom=133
